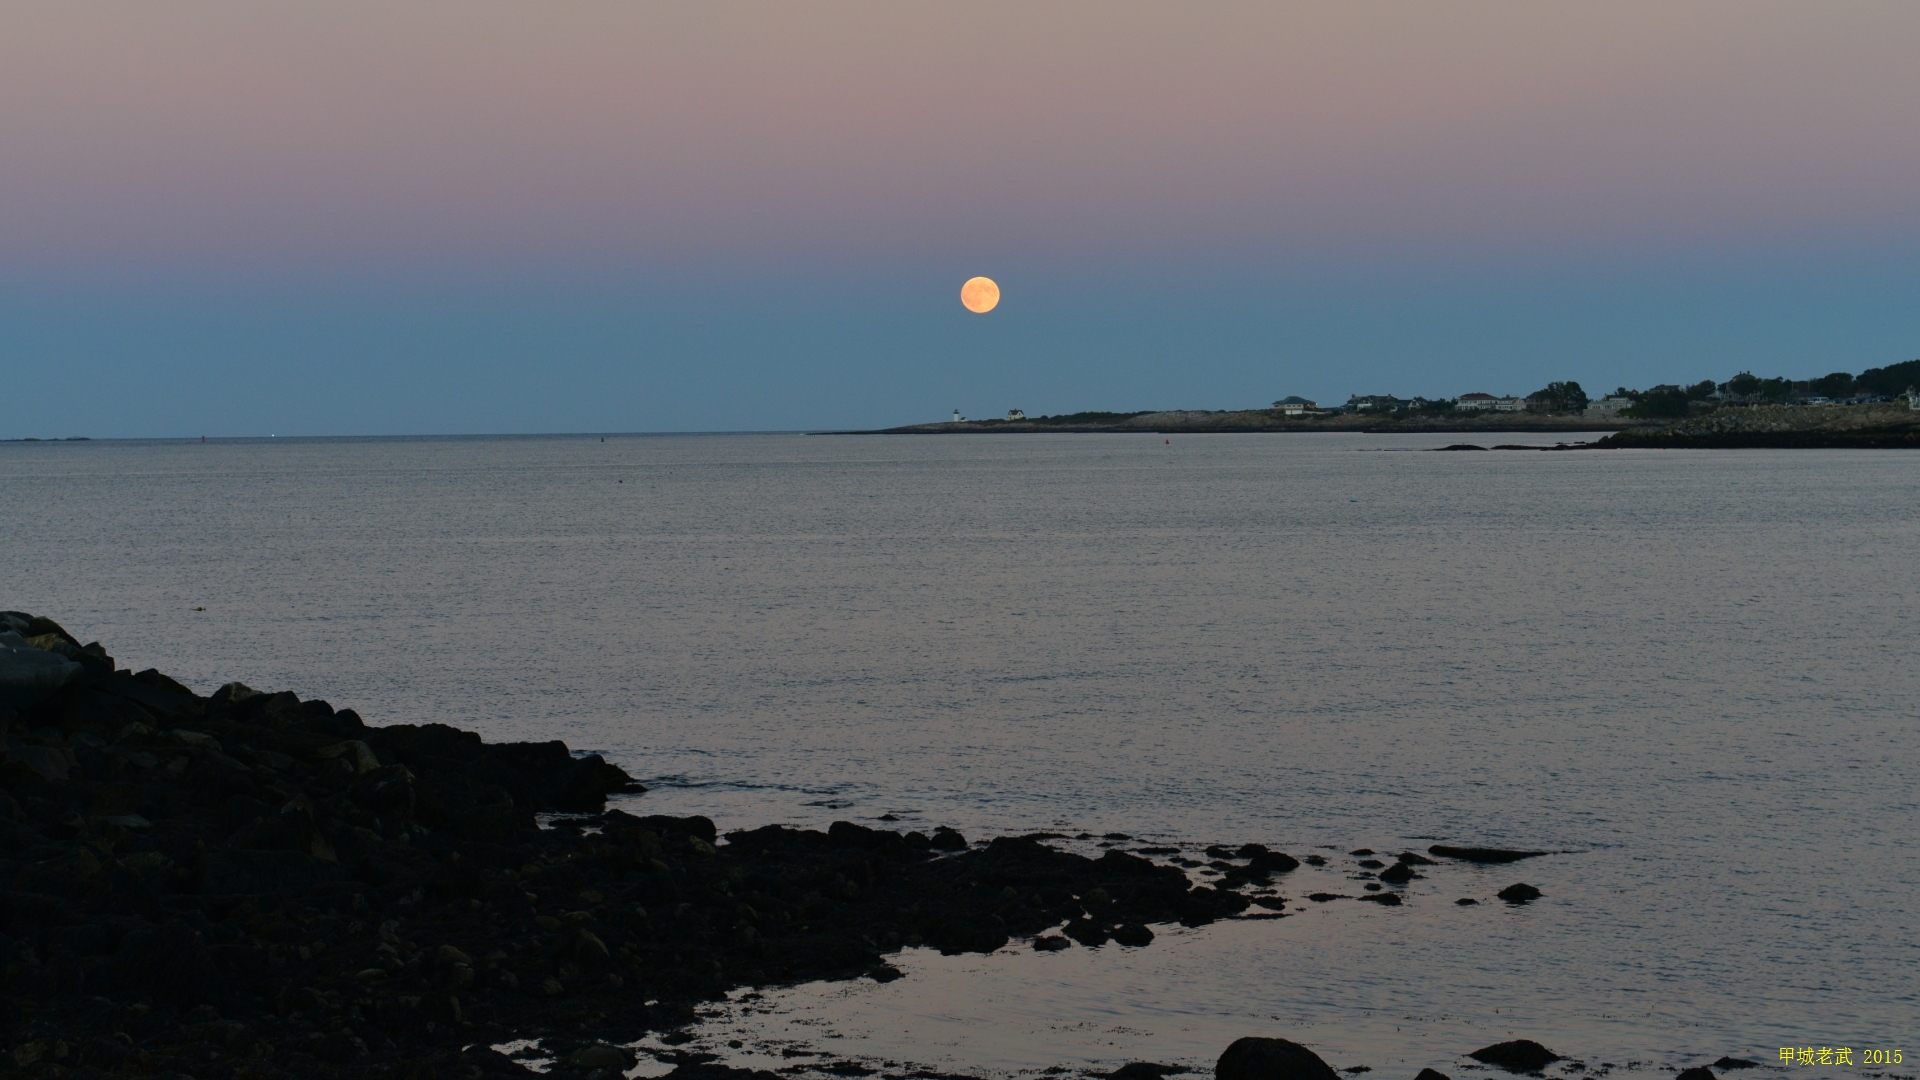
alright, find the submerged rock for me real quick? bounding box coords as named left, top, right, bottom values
left=1428, top=845, right=1549, bottom=864
left=1675, top=1068, right=1717, bottom=1080
left=1217, top=1037, right=1342, bottom=1080
left=1414, top=1071, right=1451, bottom=1080
left=1712, top=1058, right=1759, bottom=1070
left=1496, top=883, right=1543, bottom=903
left=1107, top=1063, right=1190, bottom=1080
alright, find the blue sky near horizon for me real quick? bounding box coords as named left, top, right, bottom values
left=4, top=3, right=1920, bottom=438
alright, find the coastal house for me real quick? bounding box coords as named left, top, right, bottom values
left=1584, top=396, right=1633, bottom=418
left=1007, top=409, right=1026, bottom=420
left=1454, top=393, right=1498, bottom=411
left=1492, top=396, right=1524, bottom=412
left=1343, top=394, right=1406, bottom=413
left=1274, top=396, right=1319, bottom=416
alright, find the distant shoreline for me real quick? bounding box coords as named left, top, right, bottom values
left=844, top=410, right=1630, bottom=436
left=845, top=402, right=1920, bottom=447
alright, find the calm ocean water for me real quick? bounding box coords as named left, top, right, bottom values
left=3, top=433, right=1914, bottom=1075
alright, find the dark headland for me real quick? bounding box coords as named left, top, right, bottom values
left=0, top=614, right=1775, bottom=1079
left=856, top=401, right=1920, bottom=448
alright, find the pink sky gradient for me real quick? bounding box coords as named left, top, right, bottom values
left=6, top=1, right=1920, bottom=267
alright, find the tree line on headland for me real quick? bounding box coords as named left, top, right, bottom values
left=1339, top=358, right=1920, bottom=420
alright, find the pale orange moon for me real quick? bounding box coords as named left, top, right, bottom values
left=960, top=276, right=1000, bottom=313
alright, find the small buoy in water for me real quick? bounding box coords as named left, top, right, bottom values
left=193, top=606, right=204, bottom=611
left=1165, top=439, right=1170, bottom=445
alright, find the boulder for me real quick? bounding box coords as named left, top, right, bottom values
left=1467, top=1041, right=1561, bottom=1073
left=1675, top=1069, right=1716, bottom=1080
left=1414, top=1071, right=1451, bottom=1080
left=1496, top=883, right=1542, bottom=903
left=1217, top=1038, right=1341, bottom=1080
left=1377, top=863, right=1413, bottom=884
left=0, top=631, right=83, bottom=710
left=1112, top=922, right=1155, bottom=946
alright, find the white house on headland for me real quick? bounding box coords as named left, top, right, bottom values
left=1454, top=393, right=1498, bottom=411
left=1584, top=396, right=1633, bottom=418
left=1274, top=396, right=1319, bottom=416
left=1007, top=409, right=1026, bottom=420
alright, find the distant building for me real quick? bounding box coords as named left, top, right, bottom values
left=1343, top=394, right=1407, bottom=413
left=1006, top=409, right=1026, bottom=420
left=1273, top=396, right=1320, bottom=416
left=1454, top=392, right=1498, bottom=411
left=1584, top=396, right=1633, bottom=417
left=952, top=410, right=965, bottom=422
left=1492, top=396, right=1524, bottom=412
left=1908, top=386, right=1920, bottom=410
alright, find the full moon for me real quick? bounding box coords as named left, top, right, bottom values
left=960, top=276, right=1000, bottom=313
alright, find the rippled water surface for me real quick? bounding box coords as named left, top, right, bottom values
left=3, top=433, right=1914, bottom=1074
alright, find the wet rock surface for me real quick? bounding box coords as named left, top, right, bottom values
left=0, top=614, right=1261, bottom=1078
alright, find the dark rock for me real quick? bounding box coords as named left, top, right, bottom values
left=1414, top=1070, right=1450, bottom=1080
left=929, top=826, right=968, bottom=850
left=1303, top=855, right=1327, bottom=866
left=1455, top=898, right=1478, bottom=905
left=1112, top=922, right=1155, bottom=946
left=1396, top=852, right=1438, bottom=866
left=1217, top=1036, right=1341, bottom=1080
left=1357, top=892, right=1402, bottom=906
left=1496, top=883, right=1543, bottom=903
left=569, top=1044, right=637, bottom=1069
left=1064, top=919, right=1110, bottom=947
left=1307, top=893, right=1345, bottom=902
left=1033, top=934, right=1070, bottom=951
left=1432, top=444, right=1488, bottom=451
left=1377, top=863, right=1414, bottom=884
left=1712, top=1059, right=1759, bottom=1070
left=1675, top=1069, right=1716, bottom=1080
left=1357, top=859, right=1385, bottom=869
left=1249, top=850, right=1299, bottom=873
left=1428, top=845, right=1549, bottom=864
left=1348, top=849, right=1374, bottom=856
left=1468, top=1040, right=1561, bottom=1073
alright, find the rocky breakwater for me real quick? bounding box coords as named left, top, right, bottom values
left=1593, top=402, right=1920, bottom=448
left=1, top=613, right=1254, bottom=1079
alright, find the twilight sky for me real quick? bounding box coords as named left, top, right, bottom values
left=4, top=2, right=1919, bottom=436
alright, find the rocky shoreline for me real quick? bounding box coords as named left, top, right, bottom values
left=2, top=614, right=1270, bottom=1079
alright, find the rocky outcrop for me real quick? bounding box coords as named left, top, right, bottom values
left=1, top=614, right=1254, bottom=1079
